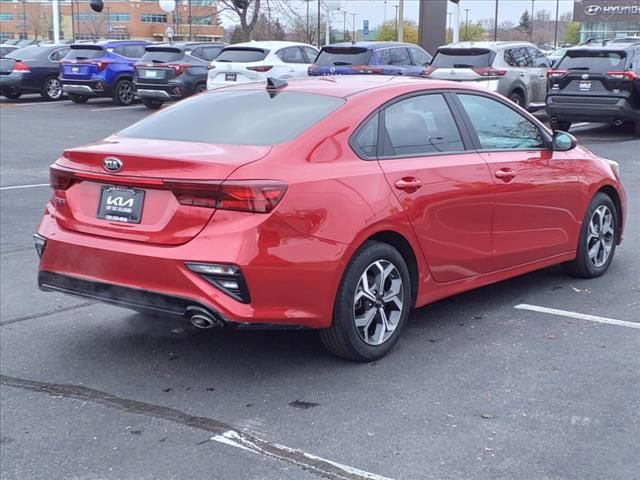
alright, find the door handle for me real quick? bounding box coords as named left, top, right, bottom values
left=495, top=168, right=516, bottom=182
left=394, top=177, right=423, bottom=192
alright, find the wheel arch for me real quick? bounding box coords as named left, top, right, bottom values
left=597, top=185, right=623, bottom=244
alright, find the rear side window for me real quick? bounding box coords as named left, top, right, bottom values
left=352, top=113, right=379, bottom=158
left=302, top=46, right=319, bottom=63
left=381, top=94, right=464, bottom=157
left=277, top=47, right=306, bottom=64
left=119, top=91, right=344, bottom=146
left=215, top=48, right=268, bottom=63
left=557, top=50, right=627, bottom=72
left=431, top=48, right=495, bottom=68
left=49, top=48, right=69, bottom=61
left=316, top=47, right=372, bottom=66
left=504, top=47, right=532, bottom=67
left=388, top=47, right=411, bottom=66
left=198, top=46, right=223, bottom=61
left=458, top=94, right=544, bottom=150
left=140, top=48, right=183, bottom=63
left=118, top=45, right=146, bottom=59
left=409, top=47, right=432, bottom=66
left=64, top=47, right=105, bottom=60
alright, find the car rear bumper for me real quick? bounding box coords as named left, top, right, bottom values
left=546, top=95, right=640, bottom=122
left=61, top=79, right=110, bottom=97
left=0, top=73, right=25, bottom=93
left=35, top=207, right=351, bottom=329
left=134, top=82, right=184, bottom=100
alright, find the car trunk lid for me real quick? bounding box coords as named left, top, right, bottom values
left=135, top=46, right=185, bottom=83
left=60, top=45, right=105, bottom=80
left=208, top=47, right=270, bottom=86
left=425, top=48, right=501, bottom=81
left=50, top=138, right=271, bottom=245
left=308, top=47, right=375, bottom=75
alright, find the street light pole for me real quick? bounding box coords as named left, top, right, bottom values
left=394, top=5, right=398, bottom=40
left=21, top=0, right=27, bottom=39
left=306, top=0, right=310, bottom=44
left=397, top=0, right=403, bottom=42
left=342, top=10, right=347, bottom=41
left=553, top=0, right=560, bottom=48
left=351, top=12, right=356, bottom=42
left=447, top=12, right=453, bottom=43
left=52, top=0, right=60, bottom=43
left=493, top=0, right=499, bottom=41
left=188, top=0, right=192, bottom=41
left=464, top=8, right=470, bottom=41
left=530, top=0, right=535, bottom=43
left=317, top=0, right=321, bottom=48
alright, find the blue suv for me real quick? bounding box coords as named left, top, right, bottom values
left=308, top=41, right=432, bottom=77
left=60, top=40, right=149, bottom=105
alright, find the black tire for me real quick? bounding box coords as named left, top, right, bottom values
left=2, top=89, right=21, bottom=100
left=508, top=90, right=525, bottom=107
left=113, top=78, right=135, bottom=106
left=68, top=93, right=89, bottom=104
left=41, top=76, right=63, bottom=101
left=635, top=121, right=640, bottom=137
left=194, top=83, right=206, bottom=94
left=319, top=241, right=412, bottom=362
left=562, top=193, right=619, bottom=278
left=142, top=98, right=164, bottom=109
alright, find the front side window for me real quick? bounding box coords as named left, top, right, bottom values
left=458, top=94, right=544, bottom=150
left=381, top=94, right=464, bottom=157
left=409, top=47, right=432, bottom=66
left=389, top=47, right=411, bottom=66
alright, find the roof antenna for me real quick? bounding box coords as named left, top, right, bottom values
left=266, top=77, right=288, bottom=97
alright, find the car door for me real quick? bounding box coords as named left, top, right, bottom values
left=454, top=92, right=582, bottom=270
left=527, top=47, right=550, bottom=103
left=372, top=92, right=495, bottom=282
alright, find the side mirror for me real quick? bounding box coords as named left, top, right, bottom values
left=89, top=0, right=104, bottom=13
left=552, top=131, right=577, bottom=152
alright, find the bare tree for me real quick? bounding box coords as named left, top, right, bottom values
left=83, top=12, right=106, bottom=40
left=218, top=0, right=262, bottom=42
left=25, top=2, right=52, bottom=40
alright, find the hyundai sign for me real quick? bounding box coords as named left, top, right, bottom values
left=573, top=0, right=640, bottom=21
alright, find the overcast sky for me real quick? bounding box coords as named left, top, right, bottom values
left=257, top=0, right=577, bottom=31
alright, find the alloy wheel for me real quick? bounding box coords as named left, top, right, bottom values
left=587, top=205, right=615, bottom=268
left=47, top=78, right=62, bottom=99
left=118, top=82, right=134, bottom=104
left=353, top=260, right=404, bottom=346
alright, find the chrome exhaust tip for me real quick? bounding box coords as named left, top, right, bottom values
left=185, top=306, right=222, bottom=329
left=190, top=314, right=216, bottom=329
left=614, top=119, right=623, bottom=127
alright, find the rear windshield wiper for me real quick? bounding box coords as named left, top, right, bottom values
left=215, top=59, right=232, bottom=62
left=74, top=56, right=88, bottom=60
left=453, top=63, right=476, bottom=68
left=568, top=67, right=589, bottom=71
left=332, top=61, right=352, bottom=66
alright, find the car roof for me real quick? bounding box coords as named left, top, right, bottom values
left=566, top=44, right=638, bottom=52
left=147, top=42, right=227, bottom=49
left=326, top=41, right=418, bottom=50
left=441, top=41, right=536, bottom=51
left=72, top=40, right=149, bottom=47
left=224, top=41, right=316, bottom=50
left=206, top=75, right=489, bottom=99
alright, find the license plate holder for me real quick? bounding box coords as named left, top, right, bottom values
left=225, top=73, right=237, bottom=81
left=144, top=70, right=158, bottom=78
left=71, top=66, right=80, bottom=73
left=579, top=81, right=592, bottom=91
left=97, top=186, right=145, bottom=224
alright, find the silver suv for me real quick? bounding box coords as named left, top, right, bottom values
left=424, top=41, right=551, bottom=109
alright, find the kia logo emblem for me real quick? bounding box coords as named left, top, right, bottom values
left=581, top=74, right=590, bottom=80
left=585, top=5, right=602, bottom=15
left=103, top=157, right=123, bottom=172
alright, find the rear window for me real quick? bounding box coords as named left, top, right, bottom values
left=431, top=48, right=496, bottom=68
left=6, top=45, right=46, bottom=60
left=140, top=47, right=183, bottom=63
left=65, top=46, right=105, bottom=60
left=215, top=48, right=268, bottom=63
left=316, top=47, right=372, bottom=66
left=557, top=50, right=627, bottom=72
left=119, top=91, right=344, bottom=146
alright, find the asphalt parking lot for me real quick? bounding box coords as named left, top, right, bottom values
left=1, top=95, right=639, bottom=480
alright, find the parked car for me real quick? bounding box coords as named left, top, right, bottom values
left=546, top=44, right=640, bottom=135
left=135, top=41, right=226, bottom=109
left=2, top=39, right=22, bottom=46
left=548, top=47, right=568, bottom=67
left=36, top=76, right=626, bottom=361
left=0, top=44, right=70, bottom=100
left=206, top=41, right=319, bottom=90
left=60, top=40, right=149, bottom=105
left=423, top=41, right=551, bottom=109
left=0, top=45, right=19, bottom=58
left=308, top=41, right=432, bottom=77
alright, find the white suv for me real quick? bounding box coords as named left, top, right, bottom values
left=207, top=41, right=319, bottom=90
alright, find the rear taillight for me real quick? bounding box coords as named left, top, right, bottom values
left=421, top=66, right=436, bottom=76
left=164, top=180, right=287, bottom=213
left=472, top=67, right=506, bottom=77
left=92, top=60, right=112, bottom=72
left=49, top=165, right=74, bottom=191
left=171, top=64, right=191, bottom=76
left=351, top=65, right=383, bottom=74
left=547, top=69, right=568, bottom=78
left=247, top=65, right=273, bottom=73
left=606, top=71, right=638, bottom=80
left=207, top=64, right=216, bottom=71
left=12, top=61, right=30, bottom=73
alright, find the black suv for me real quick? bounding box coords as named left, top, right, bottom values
left=134, top=42, right=226, bottom=109
left=546, top=43, right=640, bottom=135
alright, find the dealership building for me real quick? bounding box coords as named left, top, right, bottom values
left=573, top=0, right=640, bottom=42
left=0, top=0, right=224, bottom=42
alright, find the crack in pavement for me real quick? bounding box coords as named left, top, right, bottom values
left=0, top=301, right=96, bottom=326
left=0, top=374, right=394, bottom=480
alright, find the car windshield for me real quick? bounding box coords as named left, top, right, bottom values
left=139, top=47, right=183, bottom=63
left=431, top=48, right=496, bottom=68
left=557, top=50, right=627, bottom=72
left=215, top=47, right=268, bottom=63
left=119, top=90, right=345, bottom=145
left=315, top=47, right=372, bottom=66
left=65, top=46, right=105, bottom=60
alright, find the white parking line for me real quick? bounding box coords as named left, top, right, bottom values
left=90, top=105, right=141, bottom=112
left=4, top=101, right=73, bottom=107
left=211, top=430, right=395, bottom=480
left=0, top=183, right=49, bottom=191
left=515, top=304, right=640, bottom=329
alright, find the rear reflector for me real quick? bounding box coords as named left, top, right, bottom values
left=164, top=180, right=287, bottom=213
left=12, top=61, right=31, bottom=73
left=185, top=262, right=250, bottom=303
left=472, top=67, right=506, bottom=77
left=247, top=65, right=273, bottom=72
left=606, top=71, right=638, bottom=81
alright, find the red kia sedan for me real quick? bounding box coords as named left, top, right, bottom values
left=35, top=76, right=626, bottom=361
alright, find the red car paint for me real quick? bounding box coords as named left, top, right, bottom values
left=36, top=77, right=626, bottom=328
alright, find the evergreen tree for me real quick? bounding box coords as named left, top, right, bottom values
left=518, top=10, right=531, bottom=32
